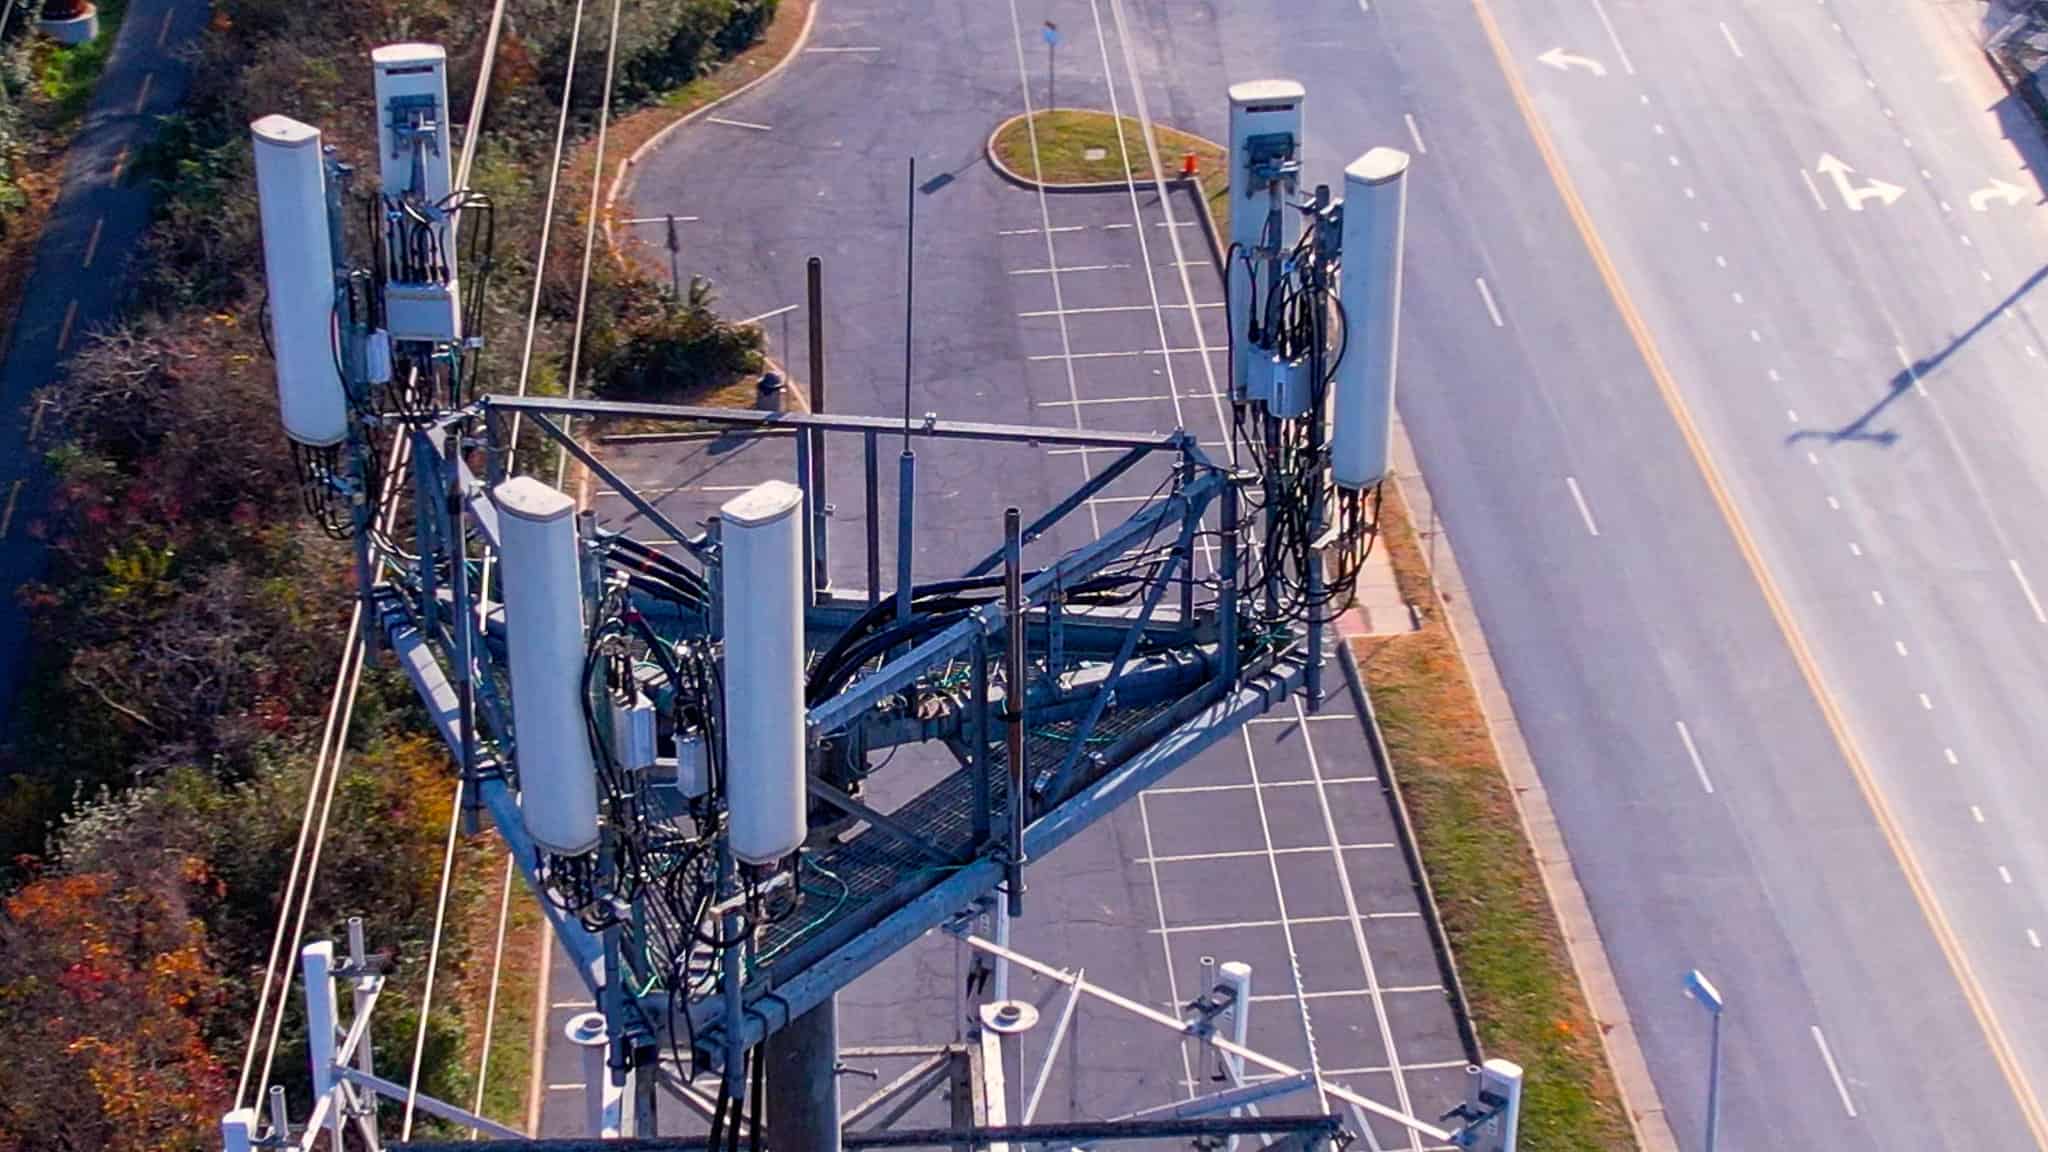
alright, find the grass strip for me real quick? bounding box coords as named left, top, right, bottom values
left=1351, top=484, right=1637, bottom=1149
left=988, top=108, right=1229, bottom=233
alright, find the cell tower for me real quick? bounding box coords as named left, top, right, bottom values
left=229, top=51, right=1525, bottom=1152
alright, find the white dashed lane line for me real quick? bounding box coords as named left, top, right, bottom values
left=1474, top=275, right=1505, bottom=327
left=1565, top=475, right=1599, bottom=537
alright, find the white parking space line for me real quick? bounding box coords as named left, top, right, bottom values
left=1019, top=302, right=1222, bottom=318
left=1146, top=775, right=1376, bottom=796
left=1718, top=20, right=1744, bottom=58
left=1249, top=986, right=1442, bottom=1002
left=1474, top=276, right=1505, bottom=327
left=1811, top=1026, right=1858, bottom=1117
left=1152, top=912, right=1420, bottom=935
left=1136, top=842, right=1396, bottom=865
left=1009, top=263, right=1131, bottom=276
left=2011, top=559, right=2047, bottom=623
left=1291, top=695, right=1425, bottom=1144
left=705, top=115, right=772, bottom=132
left=1043, top=391, right=1225, bottom=408
left=999, top=224, right=1085, bottom=236
left=1675, top=720, right=1715, bottom=794
left=1565, top=476, right=1599, bottom=536
left=1026, top=347, right=1215, bottom=362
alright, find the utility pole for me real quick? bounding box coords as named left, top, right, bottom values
left=665, top=213, right=682, bottom=298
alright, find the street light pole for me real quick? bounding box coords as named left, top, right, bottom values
left=1684, top=968, right=1724, bottom=1152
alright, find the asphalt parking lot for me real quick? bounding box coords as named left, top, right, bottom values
left=537, top=170, right=1469, bottom=1149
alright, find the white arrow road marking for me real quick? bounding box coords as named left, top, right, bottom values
left=1970, top=178, right=2028, bottom=211
left=1815, top=153, right=1904, bottom=211
left=1537, top=47, right=1607, bottom=76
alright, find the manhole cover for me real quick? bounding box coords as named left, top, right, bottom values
left=1083, top=146, right=1108, bottom=161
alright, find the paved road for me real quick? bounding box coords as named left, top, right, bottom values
left=1140, top=0, right=2048, bottom=1146
left=0, top=0, right=206, bottom=727
left=545, top=0, right=1477, bottom=1141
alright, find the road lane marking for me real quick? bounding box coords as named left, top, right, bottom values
left=2032, top=930, right=2043, bottom=950
left=803, top=45, right=881, bottom=53
left=1871, top=589, right=1885, bottom=607
left=1802, top=167, right=1835, bottom=210
left=1009, top=263, right=1128, bottom=275
left=1946, top=748, right=1959, bottom=765
left=1812, top=1026, right=1859, bottom=1117
left=1468, top=0, right=2048, bottom=1137
left=156, top=6, right=173, bottom=47
left=80, top=217, right=102, bottom=268
left=1565, top=475, right=1599, bottom=536
left=1403, top=112, right=1427, bottom=154
left=2001, top=866, right=2014, bottom=885
left=705, top=115, right=771, bottom=131
left=1675, top=720, right=1714, bottom=793
left=1919, top=693, right=1934, bottom=710
left=1849, top=542, right=1862, bottom=556
left=1719, top=20, right=1743, bottom=57
left=1815, top=153, right=1905, bottom=210
left=1895, top=640, right=1908, bottom=655
left=134, top=72, right=153, bottom=115
left=2005, top=558, right=2048, bottom=623
left=1475, top=276, right=1504, bottom=326
left=56, top=299, right=77, bottom=350
left=1020, top=302, right=1220, bottom=317
left=1586, top=0, right=1637, bottom=73
left=0, top=479, right=20, bottom=538
left=1970, top=179, right=2027, bottom=211
left=1537, top=47, right=1607, bottom=77
left=110, top=146, right=128, bottom=182
left=27, top=398, right=48, bottom=440
left=1827, top=495, right=1840, bottom=510
left=999, top=224, right=1084, bottom=236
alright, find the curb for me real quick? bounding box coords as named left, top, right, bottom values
left=601, top=0, right=820, bottom=262
left=1385, top=421, right=1679, bottom=1152
left=1338, top=641, right=1483, bottom=1066
left=983, top=111, right=1143, bottom=194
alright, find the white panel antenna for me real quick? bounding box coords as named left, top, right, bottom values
left=495, top=476, right=600, bottom=856
left=720, top=480, right=807, bottom=865
left=1332, top=147, right=1410, bottom=490
left=250, top=115, right=348, bottom=447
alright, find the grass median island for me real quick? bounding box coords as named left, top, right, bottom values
left=1352, top=486, right=1637, bottom=1150
left=989, top=108, right=1230, bottom=232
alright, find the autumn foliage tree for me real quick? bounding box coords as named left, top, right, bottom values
left=0, top=868, right=229, bottom=1152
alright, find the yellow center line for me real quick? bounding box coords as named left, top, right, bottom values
left=81, top=216, right=103, bottom=269
left=0, top=479, right=20, bottom=539
left=56, top=299, right=77, bottom=352
left=1467, top=0, right=2048, bottom=1144
left=134, top=71, right=153, bottom=115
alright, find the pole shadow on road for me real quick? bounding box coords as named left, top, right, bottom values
left=1787, top=263, right=2046, bottom=447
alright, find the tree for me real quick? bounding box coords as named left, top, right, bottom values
left=0, top=868, right=229, bottom=1152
